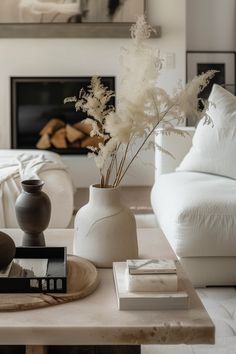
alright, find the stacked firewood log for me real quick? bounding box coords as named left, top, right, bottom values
left=36, top=118, right=102, bottom=150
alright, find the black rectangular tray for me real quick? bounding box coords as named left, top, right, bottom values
left=0, top=247, right=67, bottom=293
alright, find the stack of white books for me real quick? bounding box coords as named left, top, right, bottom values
left=113, top=259, right=189, bottom=310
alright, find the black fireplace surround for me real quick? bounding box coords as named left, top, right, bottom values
left=11, top=76, right=115, bottom=155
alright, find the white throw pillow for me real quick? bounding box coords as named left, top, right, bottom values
left=177, top=84, right=236, bottom=179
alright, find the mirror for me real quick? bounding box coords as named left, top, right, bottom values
left=0, top=0, right=145, bottom=24
left=0, top=0, right=153, bottom=38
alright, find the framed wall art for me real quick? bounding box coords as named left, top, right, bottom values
left=186, top=51, right=236, bottom=125
left=0, top=0, right=161, bottom=38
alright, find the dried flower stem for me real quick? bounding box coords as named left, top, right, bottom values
left=113, top=140, right=131, bottom=187
left=106, top=143, right=121, bottom=186
left=113, top=155, right=125, bottom=187
left=105, top=158, right=114, bottom=186
left=64, top=17, right=216, bottom=189
left=100, top=171, right=105, bottom=188
left=117, top=104, right=175, bottom=186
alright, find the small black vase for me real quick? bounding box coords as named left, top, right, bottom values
left=15, top=180, right=51, bottom=247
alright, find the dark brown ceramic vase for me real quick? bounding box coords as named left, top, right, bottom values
left=15, top=180, right=51, bottom=247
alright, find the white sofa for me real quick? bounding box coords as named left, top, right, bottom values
left=151, top=127, right=236, bottom=287
left=0, top=149, right=74, bottom=229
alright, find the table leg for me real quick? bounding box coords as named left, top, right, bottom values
left=0, top=346, right=24, bottom=354
left=26, top=346, right=48, bottom=354
left=48, top=345, right=141, bottom=354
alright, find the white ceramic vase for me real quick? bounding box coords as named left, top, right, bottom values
left=74, top=185, right=138, bottom=267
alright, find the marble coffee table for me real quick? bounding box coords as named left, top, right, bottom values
left=0, top=228, right=214, bottom=354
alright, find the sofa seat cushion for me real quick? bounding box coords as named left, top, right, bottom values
left=151, top=171, right=236, bottom=257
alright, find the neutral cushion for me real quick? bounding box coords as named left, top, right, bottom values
left=151, top=171, right=236, bottom=257
left=177, top=84, right=236, bottom=179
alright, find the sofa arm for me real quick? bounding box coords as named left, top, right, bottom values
left=155, top=127, right=195, bottom=180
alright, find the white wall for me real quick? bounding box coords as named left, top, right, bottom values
left=187, top=0, right=236, bottom=51
left=0, top=0, right=186, bottom=187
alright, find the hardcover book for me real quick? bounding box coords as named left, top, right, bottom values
left=113, top=262, right=189, bottom=311
left=127, top=259, right=177, bottom=275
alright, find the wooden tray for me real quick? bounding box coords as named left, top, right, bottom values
left=0, top=255, right=99, bottom=311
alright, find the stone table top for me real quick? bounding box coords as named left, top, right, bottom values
left=0, top=228, right=214, bottom=346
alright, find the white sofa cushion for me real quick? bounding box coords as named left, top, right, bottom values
left=177, top=84, right=236, bottom=179
left=151, top=171, right=236, bottom=257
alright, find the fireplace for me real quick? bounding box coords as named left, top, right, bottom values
left=11, top=76, right=115, bottom=155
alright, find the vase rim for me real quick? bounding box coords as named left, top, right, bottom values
left=91, top=184, right=120, bottom=190
left=21, top=179, right=44, bottom=192
left=21, top=179, right=44, bottom=187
